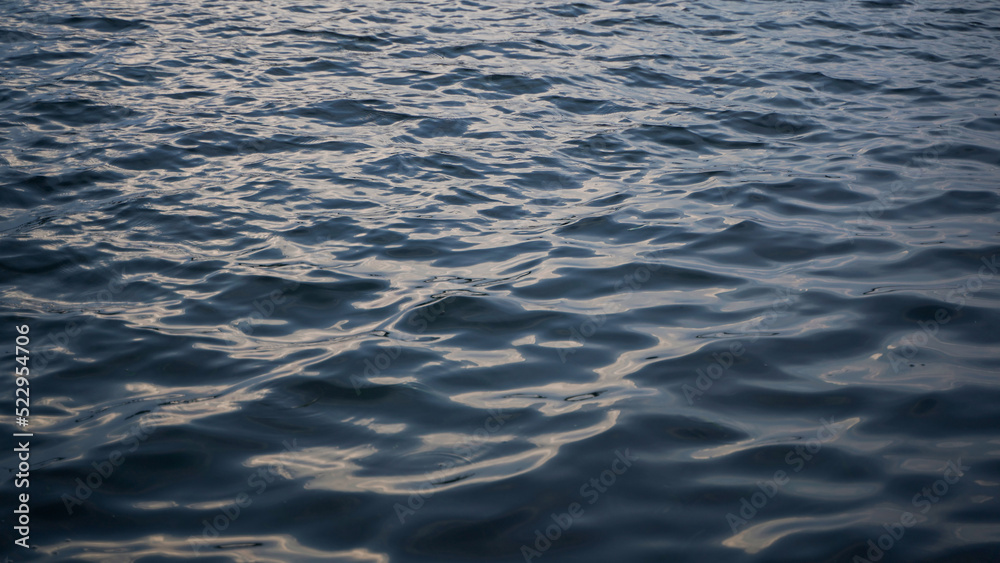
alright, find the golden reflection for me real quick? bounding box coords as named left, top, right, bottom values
left=248, top=410, right=620, bottom=495
left=34, top=534, right=388, bottom=562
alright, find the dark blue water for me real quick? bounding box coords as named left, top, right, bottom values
left=2, top=0, right=999, bottom=561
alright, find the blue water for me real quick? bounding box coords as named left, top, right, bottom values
left=1, top=0, right=999, bottom=561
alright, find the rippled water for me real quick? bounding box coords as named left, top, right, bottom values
left=2, top=0, right=999, bottom=561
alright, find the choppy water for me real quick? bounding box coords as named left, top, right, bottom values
left=2, top=0, right=999, bottom=561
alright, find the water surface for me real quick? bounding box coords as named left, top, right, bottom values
left=1, top=0, right=999, bottom=561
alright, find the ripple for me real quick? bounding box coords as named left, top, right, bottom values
left=1, top=0, right=999, bottom=561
